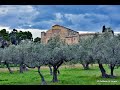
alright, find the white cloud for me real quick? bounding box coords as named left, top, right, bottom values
left=64, top=13, right=109, bottom=24
left=114, top=32, right=120, bottom=35
left=55, top=13, right=63, bottom=20
left=0, top=25, right=10, bottom=30
left=64, top=13, right=111, bottom=32
left=0, top=5, right=38, bottom=15
left=53, top=13, right=63, bottom=24
left=0, top=5, right=39, bottom=28
left=78, top=31, right=96, bottom=34
left=113, top=27, right=120, bottom=35
left=78, top=31, right=120, bottom=36
left=34, top=13, right=64, bottom=28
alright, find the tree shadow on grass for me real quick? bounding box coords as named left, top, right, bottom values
left=81, top=68, right=97, bottom=71
left=0, top=79, right=8, bottom=81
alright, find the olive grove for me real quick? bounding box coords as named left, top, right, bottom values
left=1, top=31, right=120, bottom=85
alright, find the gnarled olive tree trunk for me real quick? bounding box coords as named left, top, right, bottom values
left=98, top=63, right=109, bottom=78
left=82, top=62, right=90, bottom=70
left=52, top=61, right=63, bottom=82
left=49, top=65, right=60, bottom=75
left=4, top=62, right=13, bottom=74
left=20, top=63, right=29, bottom=73
left=52, top=66, right=58, bottom=82
left=48, top=65, right=53, bottom=75
left=38, top=66, right=47, bottom=85
left=110, top=64, right=115, bottom=77
left=20, top=63, right=24, bottom=73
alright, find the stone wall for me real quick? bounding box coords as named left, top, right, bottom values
left=41, top=25, right=95, bottom=44
left=41, top=25, right=79, bottom=44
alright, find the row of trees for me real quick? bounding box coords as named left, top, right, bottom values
left=0, top=29, right=33, bottom=41
left=0, top=29, right=41, bottom=47
left=0, top=37, right=74, bottom=84
left=1, top=28, right=120, bottom=85
left=0, top=29, right=37, bottom=73
left=74, top=32, right=120, bottom=78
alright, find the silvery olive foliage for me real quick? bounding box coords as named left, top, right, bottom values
left=2, top=45, right=19, bottom=64
left=7, top=40, right=49, bottom=68
left=48, top=44, right=75, bottom=65
left=12, top=40, right=34, bottom=65
left=24, top=43, right=50, bottom=68
left=73, top=36, right=95, bottom=65
left=90, top=32, right=120, bottom=77
left=0, top=48, right=3, bottom=63
left=47, top=36, right=75, bottom=66
left=92, top=32, right=115, bottom=64
left=16, top=41, right=35, bottom=66
left=100, top=35, right=120, bottom=66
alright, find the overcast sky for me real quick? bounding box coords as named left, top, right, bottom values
left=0, top=5, right=120, bottom=39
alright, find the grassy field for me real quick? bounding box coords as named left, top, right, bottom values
left=0, top=64, right=120, bottom=85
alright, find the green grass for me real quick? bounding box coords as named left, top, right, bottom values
left=0, top=64, right=120, bottom=85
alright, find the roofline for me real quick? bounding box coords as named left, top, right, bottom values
left=52, top=24, right=79, bottom=33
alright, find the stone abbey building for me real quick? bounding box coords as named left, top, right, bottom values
left=41, top=25, right=95, bottom=44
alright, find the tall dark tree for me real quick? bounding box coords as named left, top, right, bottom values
left=102, top=25, right=106, bottom=32
left=9, top=29, right=17, bottom=45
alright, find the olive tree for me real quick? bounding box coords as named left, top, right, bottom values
left=46, top=36, right=64, bottom=75
left=74, top=36, right=95, bottom=70
left=48, top=45, right=74, bottom=82
left=0, top=40, right=30, bottom=73
left=3, top=41, right=49, bottom=84
left=47, top=36, right=75, bottom=82
left=15, top=40, right=33, bottom=73
left=23, top=42, right=49, bottom=85
left=92, top=32, right=115, bottom=78
left=1, top=45, right=19, bottom=73
left=101, top=35, right=120, bottom=77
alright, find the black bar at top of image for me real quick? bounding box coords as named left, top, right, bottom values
left=0, top=0, right=120, bottom=5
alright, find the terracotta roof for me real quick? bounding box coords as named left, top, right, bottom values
left=52, top=24, right=79, bottom=33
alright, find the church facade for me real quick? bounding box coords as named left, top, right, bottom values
left=41, top=25, right=95, bottom=44
left=41, top=25, right=80, bottom=44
